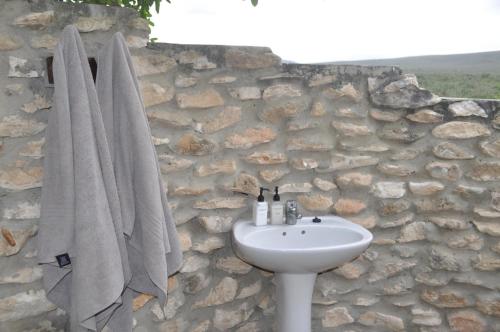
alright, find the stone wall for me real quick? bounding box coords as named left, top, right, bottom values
left=1, top=0, right=500, bottom=331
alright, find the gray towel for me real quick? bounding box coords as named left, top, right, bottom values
left=38, top=25, right=132, bottom=331
left=39, top=26, right=183, bottom=331
left=96, top=33, right=182, bottom=306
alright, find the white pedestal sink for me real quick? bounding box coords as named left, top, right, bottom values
left=232, top=216, right=373, bottom=332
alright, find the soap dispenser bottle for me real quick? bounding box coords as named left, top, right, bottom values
left=253, top=187, right=269, bottom=226
left=271, top=186, right=284, bottom=225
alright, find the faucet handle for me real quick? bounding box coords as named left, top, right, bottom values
left=285, top=200, right=301, bottom=225
left=285, top=200, right=297, bottom=211
left=285, top=200, right=301, bottom=216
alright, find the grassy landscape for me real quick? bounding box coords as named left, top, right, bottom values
left=333, top=51, right=500, bottom=99
left=416, top=73, right=500, bottom=99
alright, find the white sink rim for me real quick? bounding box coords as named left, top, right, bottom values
left=232, top=215, right=373, bottom=273
left=236, top=225, right=368, bottom=252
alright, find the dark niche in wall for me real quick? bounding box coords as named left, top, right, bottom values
left=46, top=56, right=97, bottom=84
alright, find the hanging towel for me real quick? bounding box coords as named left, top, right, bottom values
left=38, top=25, right=132, bottom=331
left=96, top=32, right=182, bottom=309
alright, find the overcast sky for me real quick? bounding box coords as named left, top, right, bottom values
left=150, top=0, right=500, bottom=63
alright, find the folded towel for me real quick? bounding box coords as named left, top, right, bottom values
left=38, top=26, right=131, bottom=331
left=96, top=32, right=182, bottom=307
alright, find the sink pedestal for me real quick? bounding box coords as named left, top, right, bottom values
left=275, top=273, right=317, bottom=332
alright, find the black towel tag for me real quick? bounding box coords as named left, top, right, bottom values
left=56, top=253, right=71, bottom=267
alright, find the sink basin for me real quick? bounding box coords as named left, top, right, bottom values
left=232, top=215, right=373, bottom=332
left=232, top=215, right=372, bottom=273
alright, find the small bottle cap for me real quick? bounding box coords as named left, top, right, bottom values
left=273, top=186, right=280, bottom=201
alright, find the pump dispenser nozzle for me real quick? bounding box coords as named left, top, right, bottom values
left=273, top=186, right=280, bottom=201
left=257, top=187, right=269, bottom=202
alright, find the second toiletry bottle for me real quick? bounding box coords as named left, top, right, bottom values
left=271, top=186, right=284, bottom=225
left=253, top=187, right=269, bottom=226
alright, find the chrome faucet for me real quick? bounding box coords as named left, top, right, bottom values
left=285, top=200, right=302, bottom=225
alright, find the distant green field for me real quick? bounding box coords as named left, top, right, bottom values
left=416, top=73, right=500, bottom=99
left=332, top=50, right=500, bottom=99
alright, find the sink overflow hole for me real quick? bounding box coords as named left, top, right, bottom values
left=301, top=230, right=306, bottom=234
left=282, top=232, right=286, bottom=236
